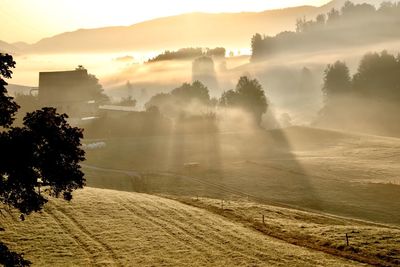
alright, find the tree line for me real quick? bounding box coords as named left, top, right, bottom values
left=322, top=50, right=400, bottom=103
left=147, top=47, right=226, bottom=63
left=86, top=76, right=268, bottom=138
left=317, top=50, right=400, bottom=135
left=146, top=77, right=267, bottom=123
left=251, top=1, right=400, bottom=61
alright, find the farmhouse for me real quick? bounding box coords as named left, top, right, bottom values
left=38, top=67, right=101, bottom=117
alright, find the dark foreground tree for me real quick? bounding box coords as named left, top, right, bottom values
left=220, top=76, right=268, bottom=125
left=0, top=53, right=85, bottom=266
left=0, top=242, right=31, bottom=267
left=0, top=54, right=19, bottom=128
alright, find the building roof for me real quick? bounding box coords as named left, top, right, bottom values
left=99, top=105, right=137, bottom=112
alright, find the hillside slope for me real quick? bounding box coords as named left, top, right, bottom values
left=0, top=0, right=386, bottom=56
left=7, top=0, right=386, bottom=54
left=0, top=188, right=361, bottom=266
left=0, top=40, right=18, bottom=54
left=23, top=6, right=321, bottom=53
left=83, top=126, right=400, bottom=225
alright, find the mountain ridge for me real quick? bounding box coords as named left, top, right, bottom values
left=0, top=0, right=388, bottom=54
left=3, top=5, right=321, bottom=54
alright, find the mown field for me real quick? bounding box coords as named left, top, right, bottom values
left=83, top=126, right=400, bottom=225
left=0, top=188, right=364, bottom=266
left=174, top=196, right=400, bottom=266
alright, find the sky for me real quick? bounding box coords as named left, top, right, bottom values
left=1, top=0, right=330, bottom=43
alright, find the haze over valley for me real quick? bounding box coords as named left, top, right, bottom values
left=1, top=0, right=400, bottom=266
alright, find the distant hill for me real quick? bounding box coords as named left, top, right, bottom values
left=16, top=6, right=323, bottom=54
left=0, top=40, right=17, bottom=54
left=12, top=41, right=30, bottom=51
left=1, top=1, right=388, bottom=54
left=0, top=1, right=389, bottom=55
left=322, top=0, right=387, bottom=9
left=250, top=0, right=400, bottom=61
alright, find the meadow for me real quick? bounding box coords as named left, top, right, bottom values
left=0, top=188, right=365, bottom=266
left=84, top=126, right=400, bottom=225
left=2, top=127, right=400, bottom=266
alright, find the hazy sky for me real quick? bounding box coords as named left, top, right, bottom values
left=1, top=0, right=329, bottom=43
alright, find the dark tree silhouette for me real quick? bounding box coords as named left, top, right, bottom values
left=0, top=54, right=86, bottom=265
left=72, top=65, right=109, bottom=104
left=353, top=51, right=400, bottom=101
left=86, top=73, right=109, bottom=104
left=220, top=76, right=268, bottom=125
left=145, top=81, right=211, bottom=117
left=145, top=92, right=172, bottom=112
left=317, top=50, right=400, bottom=136
left=322, top=61, right=352, bottom=101
left=147, top=47, right=226, bottom=63
left=205, top=47, right=226, bottom=58
left=323, top=51, right=400, bottom=102
left=0, top=243, right=31, bottom=267
left=251, top=33, right=263, bottom=60
left=0, top=54, right=19, bottom=128
left=250, top=1, right=400, bottom=61
left=171, top=80, right=210, bottom=104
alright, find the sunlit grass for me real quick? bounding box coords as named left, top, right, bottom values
left=174, top=196, right=400, bottom=266
left=0, top=188, right=360, bottom=266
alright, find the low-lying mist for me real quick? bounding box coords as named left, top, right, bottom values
left=9, top=38, right=400, bottom=133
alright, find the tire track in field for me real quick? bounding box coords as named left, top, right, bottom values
left=158, top=200, right=356, bottom=267
left=140, top=194, right=285, bottom=262
left=125, top=198, right=224, bottom=257
left=111, top=195, right=196, bottom=254
left=48, top=202, right=123, bottom=267
left=44, top=206, right=95, bottom=266
left=149, top=195, right=272, bottom=253
left=131, top=194, right=266, bottom=264
left=82, top=164, right=337, bottom=258
left=122, top=193, right=264, bottom=264
left=114, top=195, right=210, bottom=258
left=81, top=164, right=360, bottom=264
left=123, top=199, right=258, bottom=265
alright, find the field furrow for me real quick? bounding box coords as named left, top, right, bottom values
left=116, top=196, right=207, bottom=256
left=123, top=195, right=264, bottom=264
left=136, top=194, right=274, bottom=263
left=44, top=207, right=95, bottom=266
left=50, top=202, right=123, bottom=267
left=1, top=188, right=364, bottom=266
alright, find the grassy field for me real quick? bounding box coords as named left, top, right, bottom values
left=0, top=188, right=364, bottom=266
left=173, top=195, right=400, bottom=266
left=83, top=126, right=400, bottom=225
